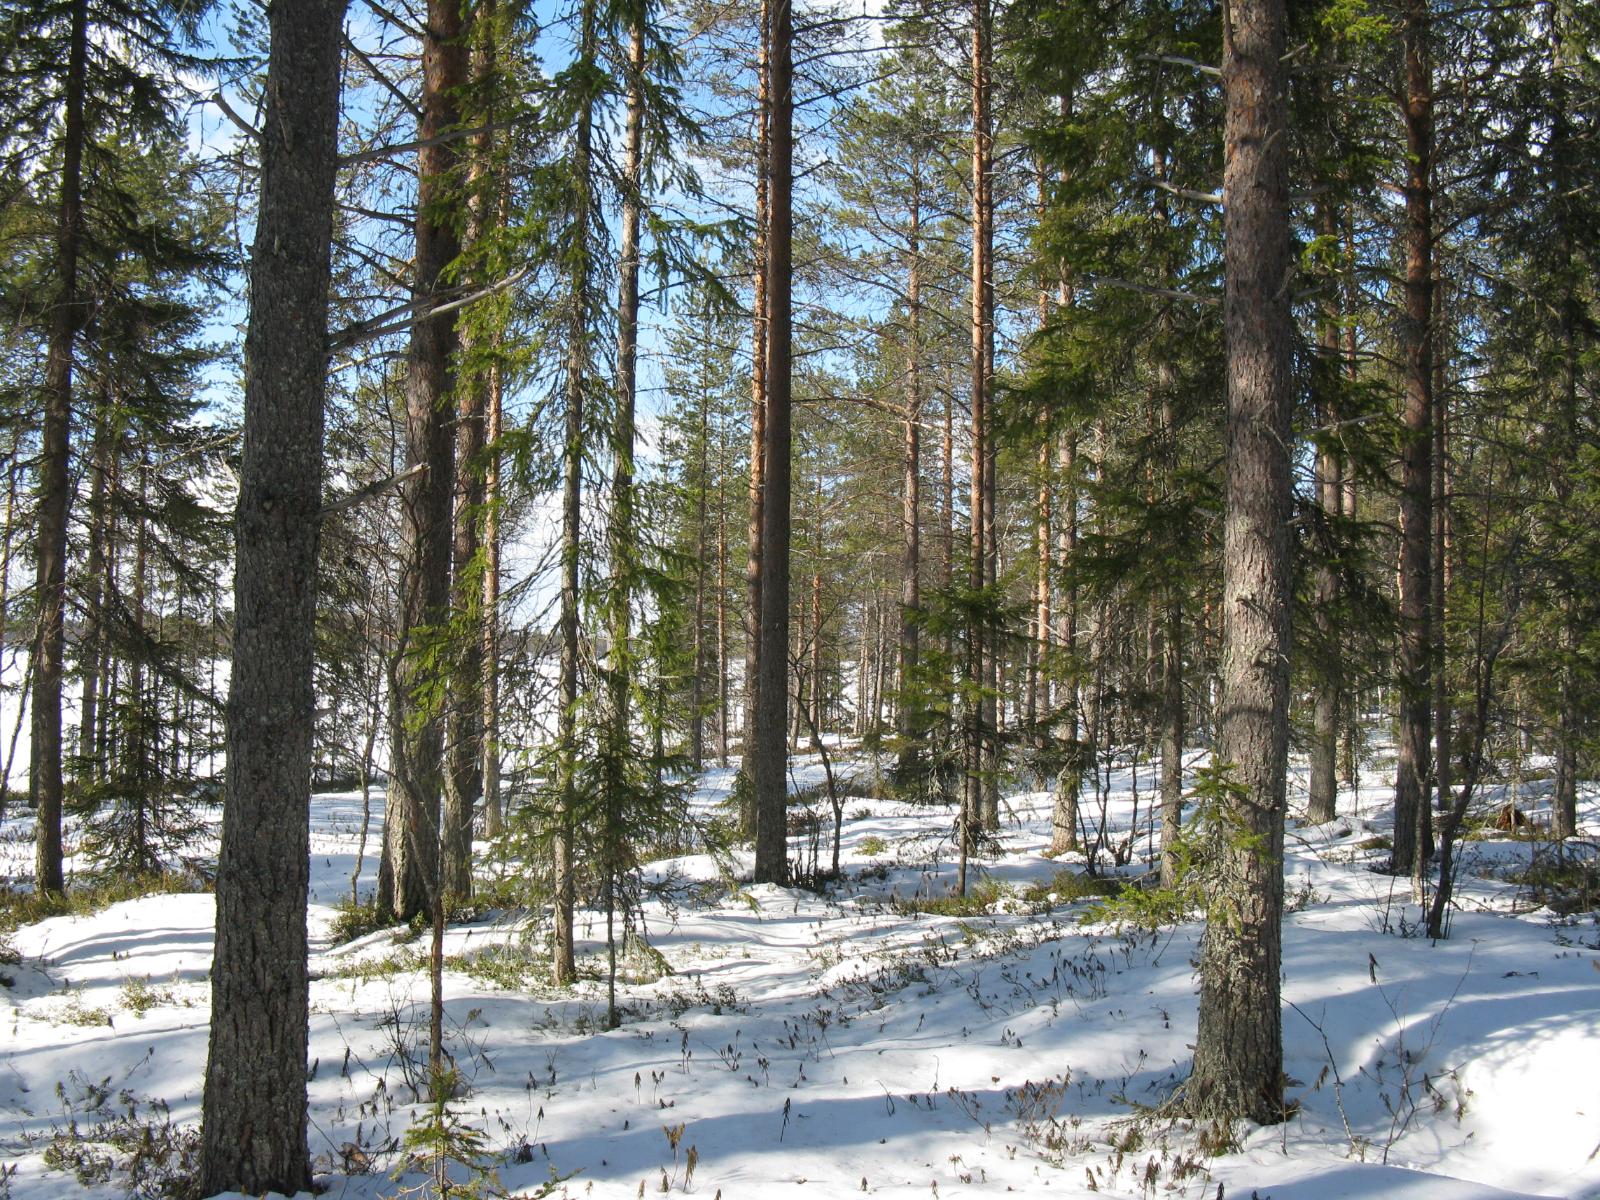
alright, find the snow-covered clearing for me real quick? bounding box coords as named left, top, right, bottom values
left=2, top=750, right=1599, bottom=1200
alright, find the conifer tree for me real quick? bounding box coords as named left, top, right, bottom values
left=200, top=0, right=347, bottom=1186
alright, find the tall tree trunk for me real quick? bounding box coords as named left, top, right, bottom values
left=553, top=0, right=600, bottom=983
left=964, top=0, right=994, bottom=863
left=601, top=11, right=646, bottom=1031
left=894, top=184, right=923, bottom=784
left=752, top=0, right=793, bottom=885
left=0, top=457, right=14, bottom=820
left=720, top=438, right=732, bottom=764
left=691, top=395, right=709, bottom=771
left=442, top=0, right=502, bottom=899
left=1152, top=150, right=1184, bottom=886
left=96, top=466, right=121, bottom=773
left=1049, top=428, right=1080, bottom=855
left=1158, top=442, right=1184, bottom=886
left=130, top=453, right=151, bottom=870
left=77, top=405, right=113, bottom=779
left=942, top=354, right=956, bottom=769
left=1431, top=274, right=1452, bottom=839
left=972, top=0, right=999, bottom=835
left=482, top=163, right=510, bottom=838
left=1308, top=203, right=1342, bottom=825
left=1548, top=1, right=1579, bottom=841
left=1187, top=0, right=1293, bottom=1125
left=1339, top=216, right=1362, bottom=786
left=482, top=352, right=504, bottom=836
left=381, top=0, right=467, bottom=923
left=200, top=0, right=345, bottom=1185
left=717, top=448, right=730, bottom=767
left=1392, top=0, right=1435, bottom=877
left=1032, top=169, right=1051, bottom=756
left=739, top=0, right=770, bottom=835
left=31, top=0, right=90, bottom=896
left=809, top=488, right=824, bottom=735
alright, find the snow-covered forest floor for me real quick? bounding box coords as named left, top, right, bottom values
left=3, top=748, right=1599, bottom=1200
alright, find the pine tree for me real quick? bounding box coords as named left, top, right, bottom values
left=1186, top=0, right=1294, bottom=1125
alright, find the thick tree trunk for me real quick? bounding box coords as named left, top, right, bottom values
left=739, top=0, right=770, bottom=835
left=31, top=0, right=90, bottom=896
left=442, top=0, right=502, bottom=897
left=381, top=0, right=466, bottom=923
left=1392, top=0, right=1435, bottom=876
left=1187, top=0, right=1293, bottom=1126
left=752, top=0, right=793, bottom=885
left=200, top=0, right=344, bottom=1187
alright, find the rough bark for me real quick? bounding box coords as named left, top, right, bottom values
left=1392, top=0, right=1434, bottom=876
left=739, top=0, right=770, bottom=834
left=752, top=0, right=793, bottom=885
left=553, top=0, right=600, bottom=983
left=31, top=0, right=90, bottom=896
left=200, top=0, right=345, bottom=1186
left=1187, top=0, right=1293, bottom=1126
left=380, top=0, right=467, bottom=923
left=442, top=0, right=502, bottom=898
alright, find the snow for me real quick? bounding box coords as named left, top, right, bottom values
left=3, top=748, right=1600, bottom=1200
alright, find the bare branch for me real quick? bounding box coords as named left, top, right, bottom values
left=320, top=462, right=427, bottom=519
left=210, top=90, right=260, bottom=142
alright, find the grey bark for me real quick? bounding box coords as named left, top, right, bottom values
left=1186, top=0, right=1293, bottom=1125
left=1392, top=0, right=1435, bottom=876
left=380, top=0, right=466, bottom=923
left=200, top=0, right=346, bottom=1187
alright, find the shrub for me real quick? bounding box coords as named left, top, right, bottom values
left=328, top=897, right=392, bottom=945
left=892, top=878, right=1012, bottom=916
